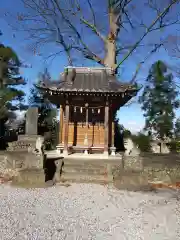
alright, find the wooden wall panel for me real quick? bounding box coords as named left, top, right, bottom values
left=76, top=125, right=86, bottom=145
left=60, top=123, right=105, bottom=146
left=61, top=123, right=74, bottom=145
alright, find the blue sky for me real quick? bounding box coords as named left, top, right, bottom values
left=0, top=0, right=180, bottom=133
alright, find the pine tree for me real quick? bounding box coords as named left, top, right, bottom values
left=139, top=60, right=179, bottom=140
left=0, top=43, right=26, bottom=138
left=174, top=117, right=180, bottom=139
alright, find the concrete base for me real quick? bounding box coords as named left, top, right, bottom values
left=45, top=150, right=123, bottom=160
left=63, top=150, right=69, bottom=157
left=103, top=151, right=109, bottom=159
left=56, top=144, right=64, bottom=154
left=110, top=147, right=116, bottom=156
left=84, top=149, right=89, bottom=155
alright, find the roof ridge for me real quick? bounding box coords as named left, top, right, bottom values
left=65, top=66, right=114, bottom=75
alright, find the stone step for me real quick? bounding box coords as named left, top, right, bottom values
left=60, top=172, right=113, bottom=184
left=45, top=151, right=62, bottom=159
left=63, top=163, right=120, bottom=172
left=59, top=159, right=121, bottom=184
left=63, top=164, right=110, bottom=173
left=62, top=166, right=107, bottom=175
left=63, top=160, right=108, bottom=167
left=63, top=159, right=120, bottom=165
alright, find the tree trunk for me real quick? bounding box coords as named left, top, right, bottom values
left=104, top=40, right=116, bottom=70
left=104, top=9, right=119, bottom=72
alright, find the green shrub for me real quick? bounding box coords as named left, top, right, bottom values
left=168, top=140, right=177, bottom=153
left=176, top=141, right=180, bottom=153
left=131, top=133, right=151, bottom=152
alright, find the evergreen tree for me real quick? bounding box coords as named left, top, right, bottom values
left=174, top=117, right=180, bottom=139
left=29, top=68, right=57, bottom=137
left=139, top=60, right=179, bottom=140
left=0, top=43, right=26, bottom=139
left=131, top=133, right=151, bottom=152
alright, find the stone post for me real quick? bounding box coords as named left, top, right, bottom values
left=25, top=107, right=38, bottom=136
left=18, top=107, right=39, bottom=144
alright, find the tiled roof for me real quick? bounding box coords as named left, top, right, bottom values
left=39, top=67, right=138, bottom=93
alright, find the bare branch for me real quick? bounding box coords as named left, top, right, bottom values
left=116, top=0, right=179, bottom=70
left=4, top=0, right=179, bottom=73
left=53, top=0, right=104, bottom=64
left=87, top=0, right=96, bottom=25
left=116, top=43, right=161, bottom=55
left=70, top=0, right=106, bottom=42
left=130, top=43, right=163, bottom=83
left=79, top=17, right=106, bottom=43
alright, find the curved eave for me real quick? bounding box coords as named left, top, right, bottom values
left=36, top=84, right=138, bottom=107
left=37, top=84, right=138, bottom=95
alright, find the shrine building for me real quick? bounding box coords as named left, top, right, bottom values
left=37, top=67, right=139, bottom=156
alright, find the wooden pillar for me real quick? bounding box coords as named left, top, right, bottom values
left=64, top=102, right=70, bottom=155
left=111, top=122, right=115, bottom=147
left=59, top=105, right=64, bottom=144
left=110, top=106, right=116, bottom=155
left=84, top=103, right=89, bottom=154
left=104, top=102, right=109, bottom=154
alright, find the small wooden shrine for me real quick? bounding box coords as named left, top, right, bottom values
left=38, top=67, right=138, bottom=156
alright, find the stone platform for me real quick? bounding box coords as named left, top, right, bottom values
left=60, top=157, right=122, bottom=184
left=43, top=151, right=123, bottom=184
left=40, top=151, right=125, bottom=184
left=46, top=151, right=122, bottom=159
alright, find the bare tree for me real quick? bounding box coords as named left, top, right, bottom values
left=5, top=0, right=180, bottom=81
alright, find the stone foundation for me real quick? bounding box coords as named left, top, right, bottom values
left=144, top=166, right=180, bottom=184
left=13, top=168, right=45, bottom=185
left=1, top=150, right=180, bottom=186
left=123, top=156, right=143, bottom=171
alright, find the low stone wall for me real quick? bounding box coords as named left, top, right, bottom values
left=0, top=151, right=44, bottom=181
left=144, top=166, right=180, bottom=183
left=142, top=153, right=180, bottom=167
left=113, top=153, right=180, bottom=184
left=1, top=151, right=43, bottom=169
left=0, top=151, right=180, bottom=186
left=141, top=153, right=180, bottom=183
left=123, top=156, right=143, bottom=171
left=0, top=152, right=19, bottom=180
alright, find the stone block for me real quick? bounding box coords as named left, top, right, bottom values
left=123, top=156, right=143, bottom=171
left=22, top=153, right=44, bottom=169
left=13, top=169, right=45, bottom=185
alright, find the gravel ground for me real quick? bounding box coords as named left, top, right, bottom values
left=0, top=183, right=180, bottom=240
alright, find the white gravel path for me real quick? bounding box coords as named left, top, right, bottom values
left=0, top=183, right=179, bottom=240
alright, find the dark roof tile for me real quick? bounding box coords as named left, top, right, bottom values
left=39, top=67, right=138, bottom=93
